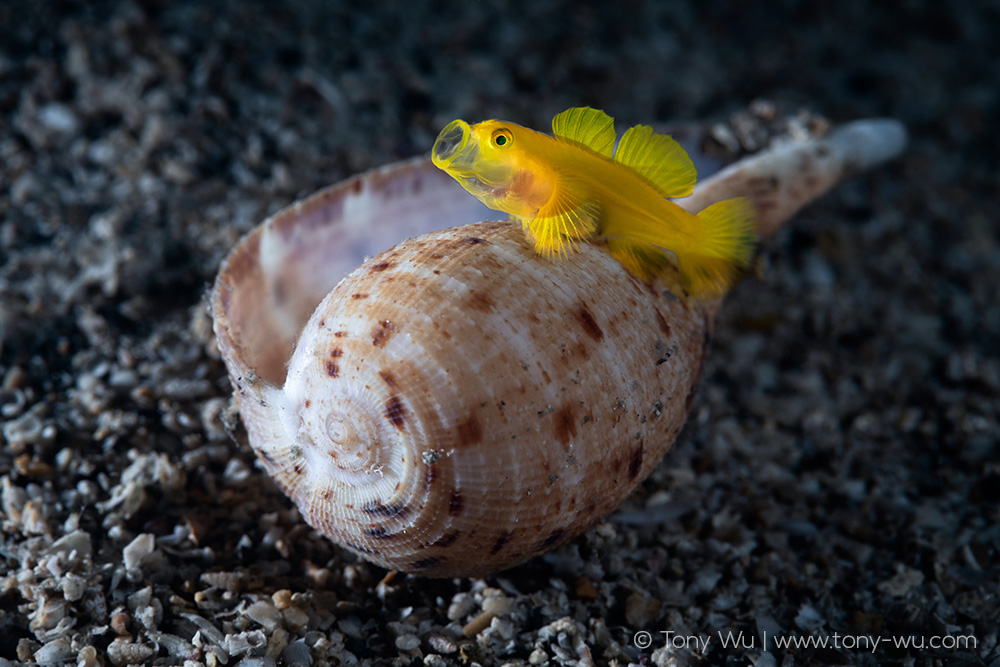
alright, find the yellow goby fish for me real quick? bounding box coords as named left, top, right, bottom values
left=430, top=106, right=756, bottom=296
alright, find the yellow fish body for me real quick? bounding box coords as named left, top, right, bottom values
left=431, top=106, right=756, bottom=296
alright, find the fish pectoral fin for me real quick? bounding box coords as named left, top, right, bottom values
left=525, top=187, right=600, bottom=258
left=552, top=107, right=616, bottom=158
left=605, top=236, right=673, bottom=281
left=614, top=124, right=697, bottom=199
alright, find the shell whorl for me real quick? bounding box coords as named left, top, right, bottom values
left=255, top=221, right=708, bottom=576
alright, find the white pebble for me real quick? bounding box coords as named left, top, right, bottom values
left=33, top=638, right=74, bottom=665
left=2, top=404, right=50, bottom=447
left=61, top=574, right=86, bottom=601
left=528, top=648, right=548, bottom=665
left=447, top=592, right=476, bottom=621
left=244, top=599, right=282, bottom=631
left=224, top=630, right=267, bottom=656
left=122, top=533, right=156, bottom=570
left=281, top=605, right=310, bottom=633
left=76, top=646, right=99, bottom=667
left=234, top=658, right=276, bottom=667
left=395, top=634, right=421, bottom=651
left=106, top=638, right=155, bottom=666
left=38, top=103, right=80, bottom=134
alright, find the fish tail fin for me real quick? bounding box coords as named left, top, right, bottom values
left=606, top=237, right=671, bottom=281
left=681, top=197, right=757, bottom=296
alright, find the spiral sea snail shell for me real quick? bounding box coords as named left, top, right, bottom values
left=211, top=114, right=906, bottom=577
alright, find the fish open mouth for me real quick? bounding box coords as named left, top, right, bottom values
left=431, top=120, right=472, bottom=168
left=431, top=120, right=497, bottom=198
left=431, top=118, right=516, bottom=203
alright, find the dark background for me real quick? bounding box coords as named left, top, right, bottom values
left=1, top=1, right=997, bottom=665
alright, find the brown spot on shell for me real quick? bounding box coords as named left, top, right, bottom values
left=333, top=330, right=347, bottom=338
left=273, top=280, right=286, bottom=307
left=370, top=261, right=394, bottom=272
left=372, top=320, right=396, bottom=347
left=553, top=405, right=577, bottom=446
left=361, top=501, right=411, bottom=520
left=467, top=291, right=494, bottom=312
left=364, top=526, right=396, bottom=540
left=424, top=465, right=438, bottom=488
left=326, top=348, right=343, bottom=377
left=431, top=531, right=460, bottom=548
left=538, top=529, right=566, bottom=551
left=461, top=236, right=487, bottom=245
left=351, top=293, right=368, bottom=300
left=456, top=415, right=483, bottom=446
left=745, top=174, right=779, bottom=195
left=655, top=310, right=672, bottom=338
left=385, top=396, right=406, bottom=429
left=491, top=531, right=513, bottom=555
left=407, top=557, right=444, bottom=571
left=574, top=303, right=604, bottom=342
left=448, top=490, right=464, bottom=516
left=379, top=370, right=397, bottom=389
left=344, top=541, right=376, bottom=556
left=627, top=443, right=644, bottom=481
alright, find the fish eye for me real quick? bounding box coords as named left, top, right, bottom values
left=491, top=128, right=513, bottom=148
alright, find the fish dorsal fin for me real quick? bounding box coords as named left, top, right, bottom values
left=552, top=107, right=616, bottom=158
left=614, top=124, right=697, bottom=198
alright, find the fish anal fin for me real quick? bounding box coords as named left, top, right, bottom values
left=552, top=107, right=616, bottom=158
left=679, top=256, right=742, bottom=298
left=605, top=237, right=672, bottom=282
left=614, top=124, right=697, bottom=199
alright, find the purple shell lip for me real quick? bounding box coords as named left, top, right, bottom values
left=212, top=158, right=498, bottom=388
